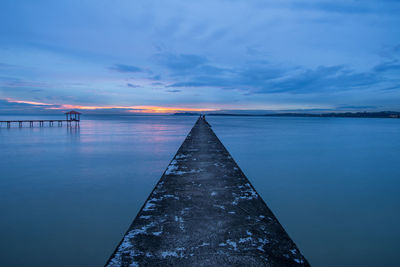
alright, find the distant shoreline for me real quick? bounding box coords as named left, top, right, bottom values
left=174, top=111, right=400, bottom=119
left=1, top=111, right=399, bottom=119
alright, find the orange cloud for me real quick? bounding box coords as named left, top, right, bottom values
left=51, top=104, right=215, bottom=113
left=4, top=98, right=53, bottom=106
left=127, top=106, right=215, bottom=113
left=2, top=98, right=216, bottom=113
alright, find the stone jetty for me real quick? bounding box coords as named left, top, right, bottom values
left=106, top=117, right=309, bottom=266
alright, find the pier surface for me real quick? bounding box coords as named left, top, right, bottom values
left=107, top=118, right=309, bottom=266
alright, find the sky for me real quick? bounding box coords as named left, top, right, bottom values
left=1, top=0, right=400, bottom=114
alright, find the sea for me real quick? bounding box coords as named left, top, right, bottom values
left=0, top=114, right=399, bottom=266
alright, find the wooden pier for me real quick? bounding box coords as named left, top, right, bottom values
left=106, top=117, right=309, bottom=266
left=0, top=111, right=81, bottom=128
left=0, top=120, right=69, bottom=128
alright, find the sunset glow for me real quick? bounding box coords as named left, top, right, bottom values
left=3, top=98, right=216, bottom=114
left=5, top=98, right=53, bottom=106
left=55, top=104, right=215, bottom=113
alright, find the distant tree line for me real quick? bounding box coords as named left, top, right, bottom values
left=174, top=111, right=400, bottom=118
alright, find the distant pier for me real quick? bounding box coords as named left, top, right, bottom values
left=0, top=110, right=81, bottom=128
left=106, top=117, right=309, bottom=266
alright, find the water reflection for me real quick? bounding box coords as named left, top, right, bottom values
left=0, top=115, right=197, bottom=267
left=67, top=124, right=80, bottom=141
left=6, top=115, right=396, bottom=266
left=208, top=116, right=400, bottom=267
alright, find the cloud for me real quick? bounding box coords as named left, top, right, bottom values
left=1, top=98, right=54, bottom=106
left=150, top=74, right=162, bottom=81
left=166, top=89, right=181, bottom=93
left=292, top=2, right=370, bottom=14
left=151, top=82, right=164, bottom=86
left=336, top=105, right=380, bottom=110
left=291, top=0, right=400, bottom=15
left=373, top=60, right=400, bottom=73
left=0, top=98, right=60, bottom=114
left=382, top=85, right=400, bottom=91
left=261, top=66, right=378, bottom=94
left=110, top=64, right=142, bottom=73
left=0, top=63, right=17, bottom=69
left=0, top=98, right=215, bottom=114
left=0, top=79, right=50, bottom=89
left=126, top=83, right=141, bottom=88
left=160, top=52, right=396, bottom=95
left=162, top=54, right=376, bottom=94
left=155, top=53, right=208, bottom=72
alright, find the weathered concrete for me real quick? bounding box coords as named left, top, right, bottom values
left=106, top=117, right=309, bottom=266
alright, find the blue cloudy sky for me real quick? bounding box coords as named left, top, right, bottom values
left=1, top=0, right=400, bottom=113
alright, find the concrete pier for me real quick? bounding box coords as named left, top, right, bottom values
left=107, top=117, right=309, bottom=266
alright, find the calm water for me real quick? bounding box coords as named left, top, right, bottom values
left=0, top=115, right=399, bottom=266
